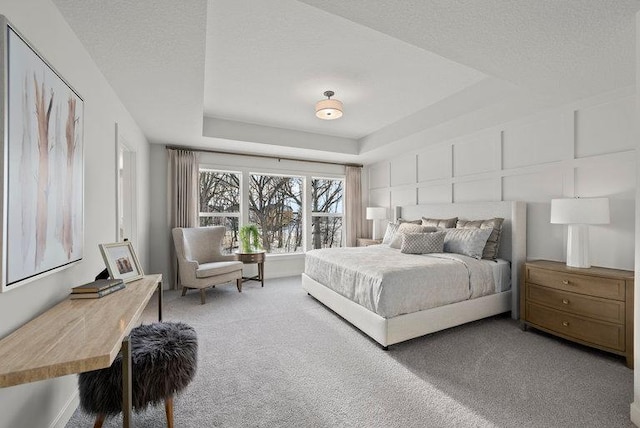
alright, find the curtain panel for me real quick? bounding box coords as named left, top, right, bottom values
left=167, top=148, right=199, bottom=289
left=345, top=165, right=363, bottom=247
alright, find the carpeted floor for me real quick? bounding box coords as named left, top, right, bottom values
left=66, top=276, right=633, bottom=427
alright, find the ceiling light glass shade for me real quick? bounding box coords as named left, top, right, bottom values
left=315, top=98, right=343, bottom=120
left=550, top=198, right=610, bottom=224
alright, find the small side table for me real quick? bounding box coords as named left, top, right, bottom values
left=357, top=238, right=382, bottom=247
left=234, top=250, right=266, bottom=287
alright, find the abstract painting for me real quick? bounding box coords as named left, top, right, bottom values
left=0, top=17, right=84, bottom=290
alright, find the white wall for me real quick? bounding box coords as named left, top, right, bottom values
left=367, top=88, right=636, bottom=271
left=149, top=146, right=346, bottom=288
left=0, top=1, right=150, bottom=427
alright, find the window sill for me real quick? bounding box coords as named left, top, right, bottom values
left=266, top=252, right=306, bottom=261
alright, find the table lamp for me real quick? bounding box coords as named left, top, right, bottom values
left=366, top=207, right=387, bottom=240
left=550, top=197, right=610, bottom=268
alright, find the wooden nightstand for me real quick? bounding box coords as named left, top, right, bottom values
left=520, top=260, right=634, bottom=368
left=357, top=238, right=382, bottom=247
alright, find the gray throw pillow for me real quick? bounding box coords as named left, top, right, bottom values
left=390, top=224, right=438, bottom=249
left=444, top=228, right=492, bottom=259
left=401, top=231, right=446, bottom=254
left=456, top=218, right=504, bottom=260
left=421, top=217, right=458, bottom=228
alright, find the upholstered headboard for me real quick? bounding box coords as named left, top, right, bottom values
left=397, top=201, right=527, bottom=319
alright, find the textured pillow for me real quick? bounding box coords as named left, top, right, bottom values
left=399, top=218, right=422, bottom=225
left=456, top=218, right=504, bottom=260
left=390, top=224, right=438, bottom=249
left=401, top=231, right=446, bottom=254
left=421, top=217, right=458, bottom=228
left=444, top=228, right=492, bottom=259
left=382, top=222, right=400, bottom=245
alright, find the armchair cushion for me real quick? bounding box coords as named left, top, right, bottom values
left=196, top=261, right=243, bottom=278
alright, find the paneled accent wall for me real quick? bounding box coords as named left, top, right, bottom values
left=367, top=90, right=635, bottom=270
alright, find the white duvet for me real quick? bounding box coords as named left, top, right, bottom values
left=304, top=245, right=496, bottom=318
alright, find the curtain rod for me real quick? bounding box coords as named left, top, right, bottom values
left=165, top=146, right=363, bottom=168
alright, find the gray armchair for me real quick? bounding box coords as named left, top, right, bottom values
left=172, top=226, right=243, bottom=304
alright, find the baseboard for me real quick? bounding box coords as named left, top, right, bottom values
left=630, top=401, right=640, bottom=426
left=49, top=389, right=79, bottom=428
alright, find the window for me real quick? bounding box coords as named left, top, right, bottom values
left=198, top=170, right=240, bottom=253
left=249, top=174, right=303, bottom=254
left=311, top=178, right=343, bottom=249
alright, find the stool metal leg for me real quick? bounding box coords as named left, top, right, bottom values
left=122, top=336, right=132, bottom=428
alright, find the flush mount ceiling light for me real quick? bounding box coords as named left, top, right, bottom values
left=315, top=90, right=343, bottom=120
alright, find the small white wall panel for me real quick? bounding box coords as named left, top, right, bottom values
left=503, top=171, right=565, bottom=262
left=453, top=131, right=498, bottom=176
left=391, top=188, right=417, bottom=207
left=390, top=154, right=416, bottom=186
left=576, top=96, right=635, bottom=158
left=575, top=162, right=635, bottom=270
left=369, top=188, right=390, bottom=209
left=417, top=145, right=451, bottom=182
left=503, top=113, right=572, bottom=169
left=369, top=162, right=390, bottom=189
left=418, top=185, right=451, bottom=204
left=453, top=179, right=500, bottom=202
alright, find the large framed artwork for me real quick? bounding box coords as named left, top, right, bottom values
left=0, top=16, right=84, bottom=291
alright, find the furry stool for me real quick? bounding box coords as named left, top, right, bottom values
left=78, top=322, right=198, bottom=428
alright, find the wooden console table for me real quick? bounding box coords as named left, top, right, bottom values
left=0, top=274, right=163, bottom=427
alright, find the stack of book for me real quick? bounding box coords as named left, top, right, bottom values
left=70, top=279, right=125, bottom=299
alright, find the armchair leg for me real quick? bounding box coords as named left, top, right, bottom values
left=181, top=287, right=188, bottom=296
left=200, top=289, right=206, bottom=304
left=236, top=278, right=242, bottom=293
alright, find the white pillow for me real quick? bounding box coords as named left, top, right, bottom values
left=401, top=231, right=446, bottom=254
left=381, top=222, right=400, bottom=245
left=443, top=228, right=492, bottom=259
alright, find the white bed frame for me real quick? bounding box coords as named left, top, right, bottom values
left=302, top=201, right=527, bottom=348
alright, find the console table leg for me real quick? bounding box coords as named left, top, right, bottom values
left=122, top=336, right=132, bottom=428
left=158, top=281, right=163, bottom=322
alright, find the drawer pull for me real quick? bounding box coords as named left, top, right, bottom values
left=562, top=299, right=569, bottom=305
left=562, top=321, right=570, bottom=327
left=562, top=280, right=570, bottom=285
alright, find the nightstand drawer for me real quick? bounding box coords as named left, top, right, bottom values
left=527, top=284, right=625, bottom=324
left=526, top=266, right=625, bottom=301
left=526, top=302, right=625, bottom=351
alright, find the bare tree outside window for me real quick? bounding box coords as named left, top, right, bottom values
left=249, top=174, right=303, bottom=254
left=198, top=170, right=240, bottom=253
left=311, top=178, right=343, bottom=249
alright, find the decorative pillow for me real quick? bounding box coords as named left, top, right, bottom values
left=401, top=231, right=446, bottom=254
left=389, top=224, right=438, bottom=249
left=443, top=228, right=492, bottom=259
left=421, top=217, right=458, bottom=228
left=382, top=222, right=400, bottom=245
left=456, top=218, right=504, bottom=260
left=398, top=218, right=422, bottom=225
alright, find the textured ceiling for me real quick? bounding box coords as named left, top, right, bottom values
left=51, top=0, right=640, bottom=162
left=204, top=0, right=486, bottom=139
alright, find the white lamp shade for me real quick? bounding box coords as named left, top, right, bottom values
left=366, top=207, right=387, bottom=220
left=315, top=98, right=343, bottom=120
left=550, top=198, right=610, bottom=225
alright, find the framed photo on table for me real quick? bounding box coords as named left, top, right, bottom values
left=99, top=242, right=144, bottom=283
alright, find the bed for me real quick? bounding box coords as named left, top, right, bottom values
left=302, top=201, right=527, bottom=348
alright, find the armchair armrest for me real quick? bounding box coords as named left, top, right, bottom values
left=216, top=254, right=238, bottom=262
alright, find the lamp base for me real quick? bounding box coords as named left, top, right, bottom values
left=566, top=224, right=590, bottom=268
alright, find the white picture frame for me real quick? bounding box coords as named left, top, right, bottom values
left=0, top=16, right=85, bottom=292
left=99, top=242, right=144, bottom=283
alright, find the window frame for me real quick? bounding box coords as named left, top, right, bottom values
left=309, top=176, right=345, bottom=249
